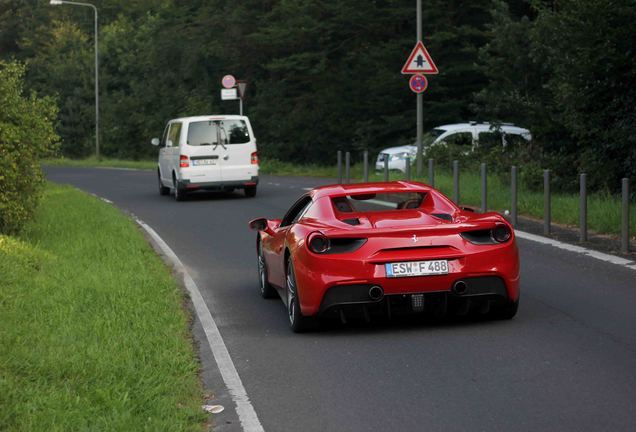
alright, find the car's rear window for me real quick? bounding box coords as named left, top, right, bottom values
left=332, top=192, right=427, bottom=213
left=187, top=120, right=251, bottom=146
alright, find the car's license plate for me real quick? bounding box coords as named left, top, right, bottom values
left=193, top=159, right=216, bottom=166
left=385, top=260, right=449, bottom=278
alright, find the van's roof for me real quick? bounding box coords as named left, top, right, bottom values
left=435, top=122, right=530, bottom=135
left=169, top=115, right=248, bottom=123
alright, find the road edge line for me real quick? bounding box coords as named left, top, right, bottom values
left=515, top=230, right=636, bottom=270
left=135, top=218, right=265, bottom=432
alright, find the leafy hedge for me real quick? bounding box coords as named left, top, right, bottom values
left=0, top=61, right=59, bottom=234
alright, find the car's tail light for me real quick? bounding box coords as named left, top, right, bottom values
left=492, top=224, right=512, bottom=243
left=251, top=152, right=258, bottom=165
left=460, top=224, right=512, bottom=245
left=308, top=232, right=330, bottom=254
left=179, top=155, right=189, bottom=168
left=306, top=233, right=367, bottom=254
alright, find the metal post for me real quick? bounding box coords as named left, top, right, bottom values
left=415, top=0, right=423, bottom=177
left=50, top=1, right=99, bottom=160
left=363, top=151, right=369, bottom=183
left=239, top=98, right=243, bottom=116
left=384, top=158, right=389, bottom=182
left=580, top=173, right=587, bottom=242
left=405, top=157, right=411, bottom=181
left=337, top=151, right=342, bottom=183
left=452, top=160, right=459, bottom=204
left=345, top=152, right=350, bottom=184
left=511, top=166, right=518, bottom=227
left=544, top=169, right=551, bottom=235
left=480, top=163, right=487, bottom=213
left=428, top=158, right=434, bottom=187
left=622, top=178, right=630, bottom=253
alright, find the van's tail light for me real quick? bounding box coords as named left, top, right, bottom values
left=179, top=155, right=189, bottom=168
left=251, top=152, right=258, bottom=165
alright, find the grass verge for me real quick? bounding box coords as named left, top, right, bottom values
left=43, top=156, right=156, bottom=170
left=0, top=183, right=205, bottom=431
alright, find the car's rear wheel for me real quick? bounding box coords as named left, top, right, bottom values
left=173, top=174, right=185, bottom=201
left=158, top=171, right=170, bottom=195
left=244, top=185, right=257, bottom=198
left=258, top=240, right=276, bottom=299
left=286, top=257, right=313, bottom=333
left=492, top=299, right=519, bottom=320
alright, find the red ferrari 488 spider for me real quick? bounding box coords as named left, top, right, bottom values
left=249, top=181, right=519, bottom=332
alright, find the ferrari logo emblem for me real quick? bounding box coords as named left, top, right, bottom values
left=412, top=234, right=418, bottom=243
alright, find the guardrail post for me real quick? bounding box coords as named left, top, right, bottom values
left=428, top=158, right=435, bottom=187
left=384, top=158, right=389, bottom=182
left=453, top=160, right=460, bottom=204
left=511, top=165, right=518, bottom=227
left=480, top=162, right=487, bottom=213
left=580, top=173, right=587, bottom=242
left=544, top=169, right=551, bottom=235
left=345, top=151, right=350, bottom=184
left=337, top=150, right=342, bottom=183
left=405, top=156, right=411, bottom=181
left=363, top=150, right=369, bottom=182
left=622, top=178, right=630, bottom=253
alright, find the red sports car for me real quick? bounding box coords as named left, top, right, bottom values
left=249, top=181, right=519, bottom=332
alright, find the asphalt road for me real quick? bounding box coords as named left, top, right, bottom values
left=46, top=167, right=636, bottom=432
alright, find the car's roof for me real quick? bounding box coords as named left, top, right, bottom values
left=379, top=145, right=417, bottom=155
left=311, top=181, right=431, bottom=200
left=434, top=122, right=530, bottom=134
left=169, top=115, right=248, bottom=123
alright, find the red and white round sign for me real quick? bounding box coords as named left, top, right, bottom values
left=222, top=75, right=236, bottom=89
left=409, top=74, right=428, bottom=93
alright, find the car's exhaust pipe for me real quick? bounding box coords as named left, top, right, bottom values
left=453, top=280, right=468, bottom=295
left=369, top=285, right=384, bottom=301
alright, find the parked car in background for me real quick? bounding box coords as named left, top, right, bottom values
left=151, top=115, right=259, bottom=201
left=376, top=122, right=531, bottom=173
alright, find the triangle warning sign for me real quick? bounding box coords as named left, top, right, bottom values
left=401, top=41, right=438, bottom=75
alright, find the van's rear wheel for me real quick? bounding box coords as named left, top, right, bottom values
left=244, top=185, right=257, bottom=198
left=158, top=171, right=170, bottom=195
left=173, top=174, right=186, bottom=201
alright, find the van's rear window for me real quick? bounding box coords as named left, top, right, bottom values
left=187, top=120, right=251, bottom=146
left=332, top=192, right=427, bottom=213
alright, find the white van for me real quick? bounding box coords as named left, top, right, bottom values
left=151, top=115, right=259, bottom=200
left=376, top=122, right=532, bottom=172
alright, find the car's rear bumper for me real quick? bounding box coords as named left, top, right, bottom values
left=294, top=240, right=520, bottom=316
left=178, top=176, right=258, bottom=191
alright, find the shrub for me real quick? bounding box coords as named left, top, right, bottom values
left=0, top=61, right=59, bottom=234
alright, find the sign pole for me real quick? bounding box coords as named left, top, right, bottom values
left=415, top=0, right=423, bottom=177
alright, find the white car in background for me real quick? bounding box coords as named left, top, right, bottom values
left=376, top=122, right=532, bottom=173
left=151, top=115, right=259, bottom=201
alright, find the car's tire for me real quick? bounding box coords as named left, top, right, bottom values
left=492, top=299, right=519, bottom=320
left=244, top=185, right=257, bottom=198
left=173, top=174, right=185, bottom=201
left=158, top=171, right=170, bottom=195
left=257, top=240, right=277, bottom=299
left=286, top=257, right=313, bottom=333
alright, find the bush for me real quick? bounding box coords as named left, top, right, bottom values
left=0, top=61, right=59, bottom=234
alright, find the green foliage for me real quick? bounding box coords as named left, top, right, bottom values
left=0, top=61, right=59, bottom=234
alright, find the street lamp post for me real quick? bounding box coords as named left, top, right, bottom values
left=50, top=0, right=100, bottom=160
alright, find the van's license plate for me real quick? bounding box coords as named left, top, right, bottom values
left=385, top=260, right=449, bottom=278
left=193, top=159, right=216, bottom=166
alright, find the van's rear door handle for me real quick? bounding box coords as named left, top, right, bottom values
left=223, top=155, right=229, bottom=160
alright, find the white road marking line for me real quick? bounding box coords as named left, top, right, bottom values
left=135, top=219, right=265, bottom=432
left=514, top=230, right=635, bottom=270
left=302, top=187, right=312, bottom=191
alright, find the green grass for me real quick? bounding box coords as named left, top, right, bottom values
left=43, top=156, right=156, bottom=170
left=0, top=183, right=205, bottom=431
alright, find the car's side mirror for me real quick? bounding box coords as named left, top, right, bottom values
left=249, top=218, right=278, bottom=236
left=151, top=138, right=160, bottom=146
